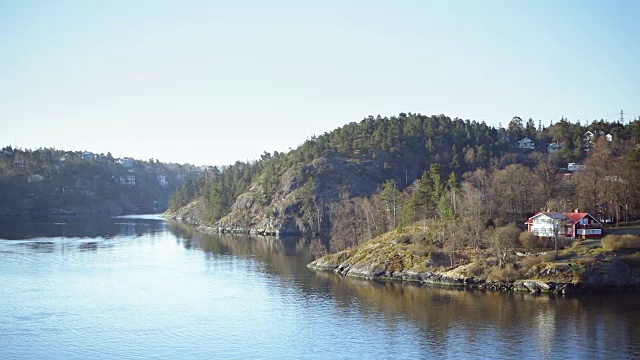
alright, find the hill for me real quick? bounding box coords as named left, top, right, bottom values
left=0, top=147, right=200, bottom=217
left=167, top=113, right=640, bottom=242
left=168, top=113, right=498, bottom=232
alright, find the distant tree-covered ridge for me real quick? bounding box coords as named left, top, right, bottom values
left=0, top=147, right=201, bottom=216
left=167, top=113, right=640, bottom=242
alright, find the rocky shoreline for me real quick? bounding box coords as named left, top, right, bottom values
left=307, top=252, right=640, bottom=295
left=168, top=215, right=640, bottom=296
left=170, top=215, right=285, bottom=236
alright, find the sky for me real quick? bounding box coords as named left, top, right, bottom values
left=1, top=0, right=639, bottom=166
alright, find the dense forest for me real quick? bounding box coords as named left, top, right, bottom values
left=0, top=147, right=200, bottom=216
left=168, top=113, right=640, bottom=249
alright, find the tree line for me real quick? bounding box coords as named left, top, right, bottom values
left=168, top=113, right=640, bottom=245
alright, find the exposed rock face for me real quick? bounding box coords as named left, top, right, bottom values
left=307, top=239, right=477, bottom=286
left=214, top=155, right=386, bottom=234
left=514, top=280, right=552, bottom=293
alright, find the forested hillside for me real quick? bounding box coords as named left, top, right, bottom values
left=168, top=113, right=640, bottom=244
left=0, top=147, right=200, bottom=216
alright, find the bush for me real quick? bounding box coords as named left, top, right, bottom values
left=520, top=256, right=544, bottom=269
left=485, top=264, right=526, bottom=282
left=519, top=232, right=537, bottom=250
left=466, top=262, right=488, bottom=277
left=602, top=234, right=640, bottom=251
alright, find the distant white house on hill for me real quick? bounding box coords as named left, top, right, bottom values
left=81, top=152, right=97, bottom=160
left=517, top=137, right=535, bottom=150
left=119, top=175, right=136, bottom=185
left=157, top=174, right=168, bottom=186
left=567, top=163, right=586, bottom=171
left=583, top=131, right=594, bottom=141
left=118, top=158, right=135, bottom=168
left=548, top=142, right=563, bottom=153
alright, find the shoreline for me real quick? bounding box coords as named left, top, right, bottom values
left=307, top=259, right=640, bottom=295
left=168, top=216, right=640, bottom=296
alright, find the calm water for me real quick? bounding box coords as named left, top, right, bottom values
left=1, top=216, right=639, bottom=359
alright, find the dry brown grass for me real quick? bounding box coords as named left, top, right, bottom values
left=520, top=256, right=544, bottom=268
left=485, top=264, right=527, bottom=282
left=602, top=234, right=640, bottom=251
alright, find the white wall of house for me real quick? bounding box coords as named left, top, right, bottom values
left=568, top=163, right=586, bottom=171
left=576, top=229, right=602, bottom=236
left=530, top=215, right=558, bottom=236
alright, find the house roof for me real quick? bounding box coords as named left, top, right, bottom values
left=525, top=211, right=601, bottom=225
left=524, top=211, right=568, bottom=224
left=564, top=212, right=600, bottom=225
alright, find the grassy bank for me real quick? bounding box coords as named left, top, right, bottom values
left=308, top=225, right=640, bottom=294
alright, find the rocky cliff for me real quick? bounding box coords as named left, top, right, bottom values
left=169, top=152, right=425, bottom=235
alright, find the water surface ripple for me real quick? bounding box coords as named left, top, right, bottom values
left=1, top=216, right=638, bottom=359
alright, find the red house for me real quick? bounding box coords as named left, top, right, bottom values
left=565, top=211, right=603, bottom=239
left=525, top=209, right=603, bottom=239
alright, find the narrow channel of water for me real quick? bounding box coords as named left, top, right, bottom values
left=0, top=216, right=638, bottom=359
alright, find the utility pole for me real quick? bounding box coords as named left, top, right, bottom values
left=620, top=110, right=624, bottom=124
left=554, top=219, right=559, bottom=259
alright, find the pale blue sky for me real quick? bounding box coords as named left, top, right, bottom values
left=1, top=0, right=639, bottom=165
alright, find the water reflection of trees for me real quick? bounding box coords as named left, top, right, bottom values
left=0, top=217, right=166, bottom=240
left=0, top=216, right=167, bottom=240
left=168, top=221, right=316, bottom=281
left=313, top=273, right=640, bottom=358
left=167, top=221, right=640, bottom=358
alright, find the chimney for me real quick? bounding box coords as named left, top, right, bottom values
left=574, top=208, right=580, bottom=213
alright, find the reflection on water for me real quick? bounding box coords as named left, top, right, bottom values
left=0, top=217, right=638, bottom=359
left=0, top=214, right=168, bottom=240
left=166, top=221, right=640, bottom=359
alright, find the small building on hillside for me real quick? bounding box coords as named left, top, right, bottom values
left=606, top=134, right=613, bottom=142
left=517, top=137, right=535, bottom=150
left=81, top=152, right=97, bottom=160
left=548, top=142, right=563, bottom=153
left=119, top=175, right=136, bottom=186
left=583, top=131, right=595, bottom=141
left=0, top=148, right=14, bottom=158
left=157, top=174, right=168, bottom=186
left=118, top=157, right=135, bottom=168
left=525, top=210, right=602, bottom=239
left=567, top=163, right=586, bottom=171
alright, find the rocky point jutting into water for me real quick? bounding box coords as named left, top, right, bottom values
left=307, top=226, right=640, bottom=295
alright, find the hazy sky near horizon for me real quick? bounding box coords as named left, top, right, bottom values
left=2, top=0, right=639, bottom=166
